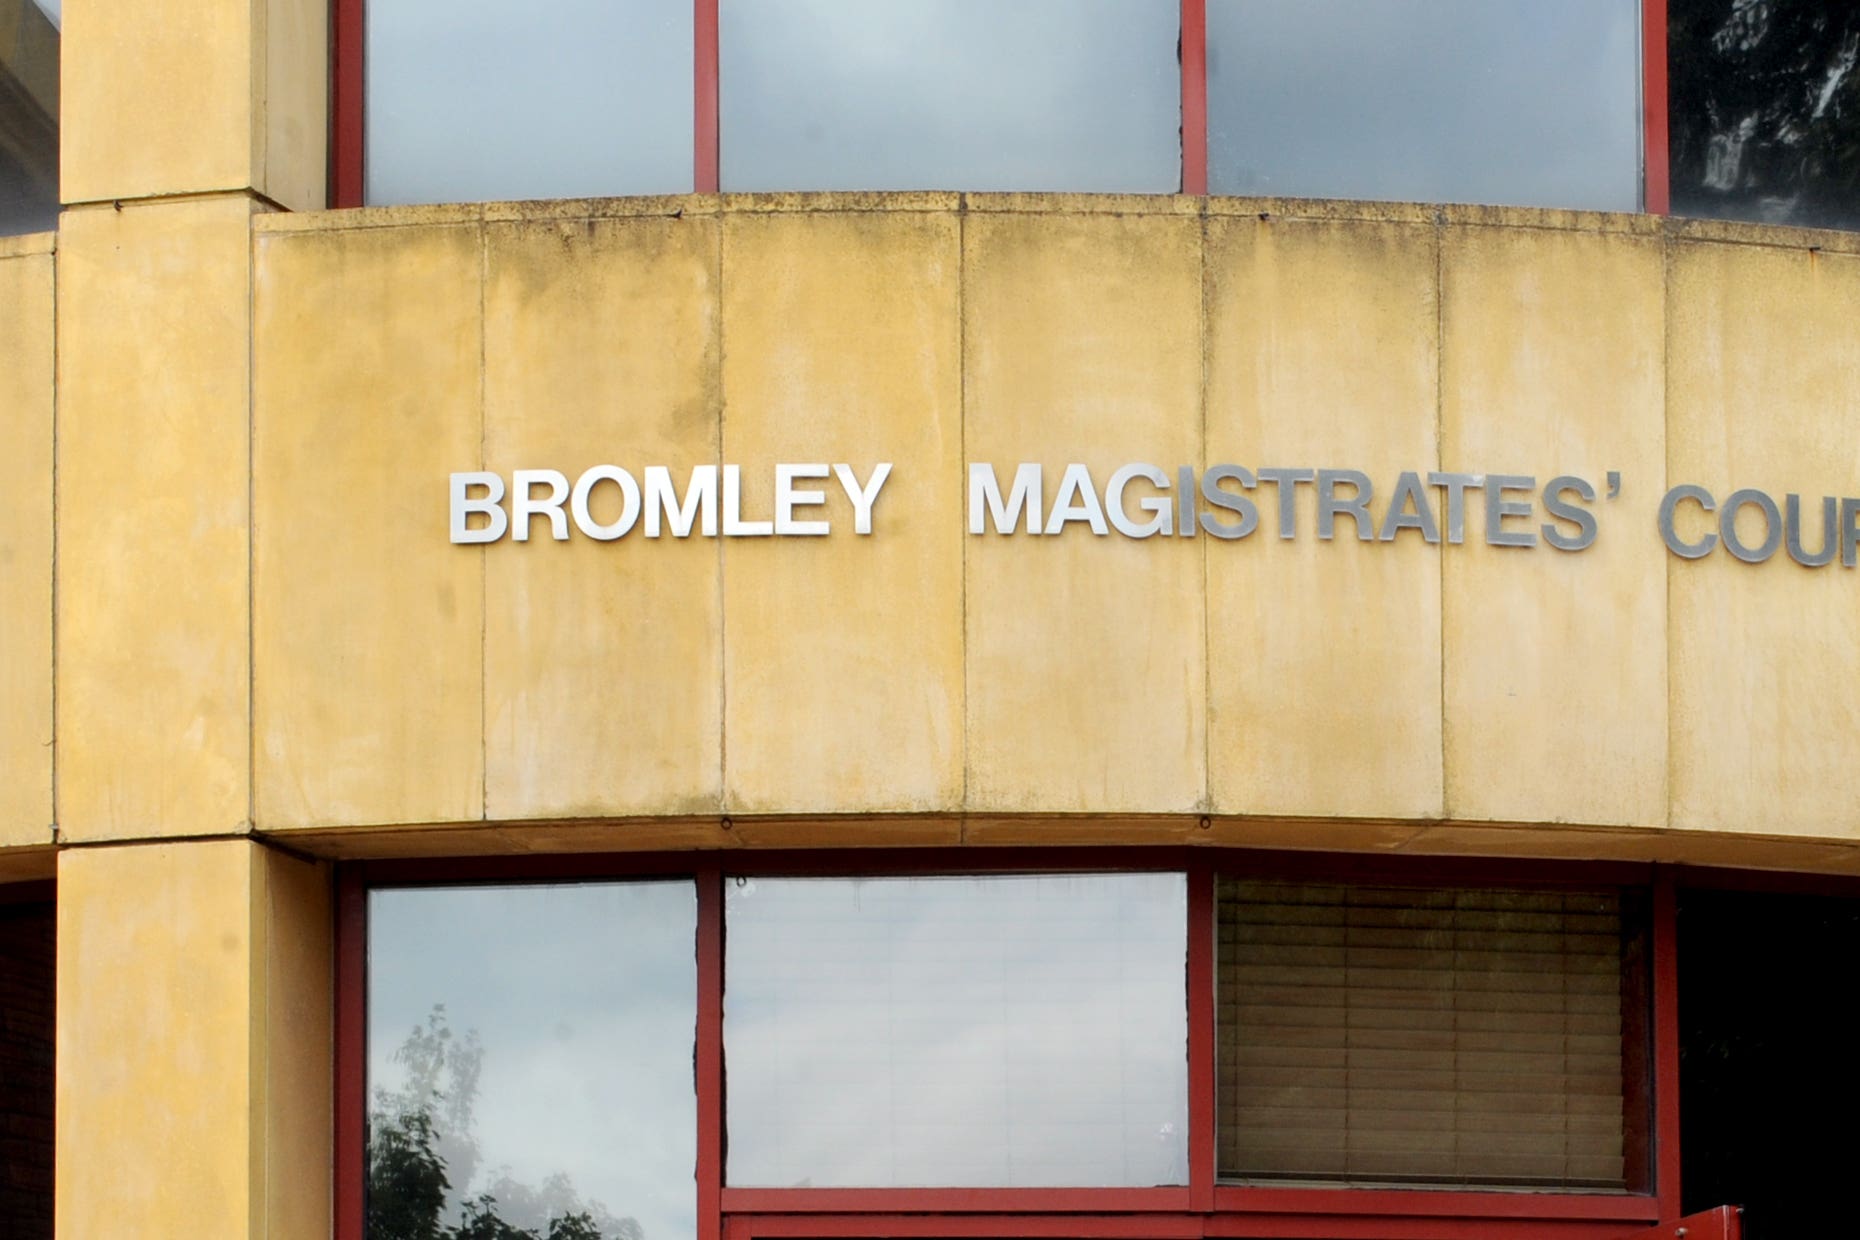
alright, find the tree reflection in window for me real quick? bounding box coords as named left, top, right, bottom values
left=1671, top=0, right=1860, bottom=230
left=366, top=1008, right=641, bottom=1240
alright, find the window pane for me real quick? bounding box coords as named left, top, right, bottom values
left=1208, top=0, right=1642, bottom=211
left=366, top=0, right=693, bottom=205
left=1, top=0, right=59, bottom=236
left=367, top=882, right=697, bottom=1240
left=721, top=0, right=1180, bottom=192
left=725, top=873, right=1188, bottom=1187
left=1670, top=0, right=1860, bottom=231
left=1218, top=879, right=1643, bottom=1190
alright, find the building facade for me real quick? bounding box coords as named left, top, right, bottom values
left=4, top=2, right=1860, bottom=1239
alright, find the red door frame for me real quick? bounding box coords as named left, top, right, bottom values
left=334, top=848, right=1673, bottom=1240
left=327, top=0, right=1670, bottom=212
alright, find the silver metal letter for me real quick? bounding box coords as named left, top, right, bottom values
left=1199, top=465, right=1258, bottom=540
left=1484, top=475, right=1537, bottom=548
left=1718, top=488, right=1782, bottom=563
left=1658, top=484, right=1717, bottom=559
left=969, top=463, right=1043, bottom=535
left=570, top=465, right=642, bottom=541
left=1784, top=494, right=1837, bottom=568
left=1107, top=463, right=1172, bottom=538
left=1427, top=472, right=1483, bottom=544
left=1377, top=471, right=1441, bottom=543
left=1257, top=467, right=1316, bottom=540
left=1540, top=476, right=1597, bottom=552
left=450, top=471, right=508, bottom=544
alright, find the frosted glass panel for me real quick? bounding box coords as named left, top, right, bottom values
left=1208, top=0, right=1641, bottom=211
left=722, top=0, right=1180, bottom=191
left=366, top=0, right=693, bottom=204
left=725, top=873, right=1189, bottom=1187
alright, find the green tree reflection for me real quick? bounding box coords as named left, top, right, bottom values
left=1671, top=0, right=1860, bottom=230
left=366, top=1008, right=643, bottom=1240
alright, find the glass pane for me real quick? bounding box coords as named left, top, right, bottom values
left=1208, top=0, right=1641, bottom=211
left=721, top=0, right=1180, bottom=192
left=367, top=882, right=697, bottom=1240
left=1217, top=879, right=1641, bottom=1190
left=725, top=872, right=1188, bottom=1187
left=0, top=898, right=55, bottom=1239
left=1670, top=0, right=1860, bottom=231
left=1, top=0, right=60, bottom=236
left=366, top=0, right=693, bottom=205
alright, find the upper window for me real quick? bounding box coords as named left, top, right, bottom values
left=364, top=0, right=694, bottom=205
left=1206, top=0, right=1643, bottom=211
left=342, top=1, right=1664, bottom=211
left=1669, top=0, right=1860, bottom=232
left=720, top=0, right=1180, bottom=192
left=0, top=0, right=59, bottom=236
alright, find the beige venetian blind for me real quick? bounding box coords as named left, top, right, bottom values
left=1217, top=879, right=1632, bottom=1188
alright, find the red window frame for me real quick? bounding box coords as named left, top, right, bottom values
left=334, top=849, right=1681, bottom=1240
left=327, top=0, right=1669, bottom=211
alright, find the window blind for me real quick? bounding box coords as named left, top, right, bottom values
left=1217, top=879, right=1636, bottom=1189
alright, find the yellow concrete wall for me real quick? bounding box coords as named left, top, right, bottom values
left=0, top=234, right=54, bottom=849
left=61, top=0, right=326, bottom=208
left=55, top=840, right=331, bottom=1239
left=14, top=197, right=1860, bottom=867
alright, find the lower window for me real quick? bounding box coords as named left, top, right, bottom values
left=1217, top=878, right=1649, bottom=1191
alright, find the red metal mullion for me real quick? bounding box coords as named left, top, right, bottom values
left=698, top=867, right=725, bottom=1240
left=1652, top=867, right=1682, bottom=1221
left=1212, top=1187, right=1658, bottom=1222
left=695, top=0, right=721, bottom=191
left=334, top=869, right=367, bottom=1240
left=1641, top=0, right=1671, bottom=213
left=330, top=0, right=365, bottom=206
left=1180, top=0, right=1208, bottom=195
left=1187, top=861, right=1217, bottom=1209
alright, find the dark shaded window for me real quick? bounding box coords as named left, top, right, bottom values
left=0, top=893, right=54, bottom=1240
left=719, top=0, right=1181, bottom=192
left=1207, top=0, right=1642, bottom=211
left=1670, top=0, right=1860, bottom=231
left=0, top=0, right=59, bottom=236
left=365, top=0, right=693, bottom=205
left=1679, top=887, right=1860, bottom=1239
left=366, top=881, right=697, bottom=1240
left=1217, top=879, right=1649, bottom=1190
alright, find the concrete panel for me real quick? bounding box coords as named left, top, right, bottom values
left=257, top=846, right=332, bottom=1240
left=0, top=245, right=53, bottom=846
left=1668, top=242, right=1860, bottom=838
left=1204, top=214, right=1444, bottom=820
left=62, top=0, right=252, bottom=201
left=963, top=208, right=1206, bottom=812
left=56, top=841, right=255, bottom=1238
left=258, top=0, right=329, bottom=210
left=722, top=207, right=964, bottom=813
left=254, top=219, right=485, bottom=829
left=1441, top=223, right=1667, bottom=827
left=483, top=210, right=724, bottom=819
left=56, top=198, right=255, bottom=840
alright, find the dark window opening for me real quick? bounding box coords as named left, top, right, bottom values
left=1669, top=0, right=1860, bottom=231
left=1679, top=886, right=1860, bottom=1239
left=0, top=892, right=55, bottom=1240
